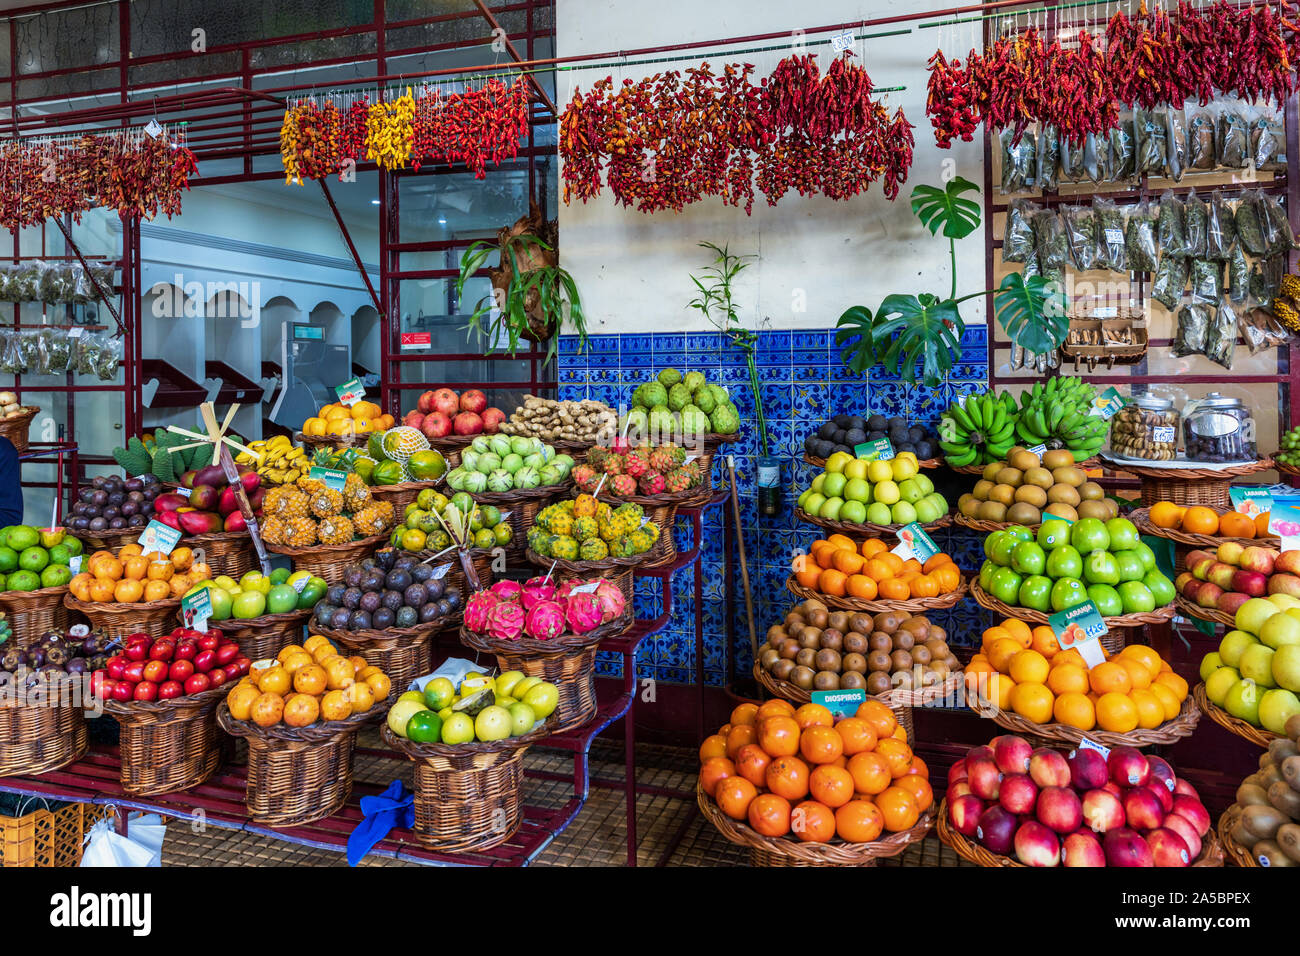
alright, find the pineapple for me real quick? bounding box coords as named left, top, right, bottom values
left=296, top=475, right=325, bottom=495
left=343, top=473, right=371, bottom=511
left=259, top=515, right=288, bottom=546
left=309, top=486, right=345, bottom=518
left=285, top=516, right=318, bottom=547
left=318, top=514, right=355, bottom=545
left=353, top=504, right=390, bottom=536
left=273, top=489, right=310, bottom=518
left=262, top=486, right=290, bottom=514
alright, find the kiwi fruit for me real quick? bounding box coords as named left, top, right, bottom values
left=929, top=624, right=947, bottom=643
left=959, top=495, right=981, bottom=517
left=779, top=639, right=800, bottom=660
left=978, top=500, right=1008, bottom=521
left=790, top=665, right=815, bottom=689
left=1286, top=713, right=1300, bottom=740
left=1249, top=765, right=1283, bottom=789
left=839, top=670, right=867, bottom=690
left=819, top=629, right=843, bottom=651
left=796, top=647, right=817, bottom=668
left=1282, top=755, right=1300, bottom=791
left=1262, top=750, right=1278, bottom=769
left=972, top=479, right=996, bottom=499
left=1023, top=466, right=1054, bottom=489
left=1242, top=804, right=1288, bottom=842
left=867, top=650, right=892, bottom=672
left=843, top=631, right=868, bottom=655
left=1042, top=448, right=1075, bottom=469
left=1052, top=466, right=1085, bottom=487
left=925, top=638, right=950, bottom=658
left=989, top=484, right=1016, bottom=506
left=866, top=671, right=892, bottom=694
left=891, top=649, right=914, bottom=671
left=759, top=647, right=780, bottom=669
left=1010, top=450, right=1040, bottom=472
left=1046, top=484, right=1081, bottom=507
left=815, top=648, right=842, bottom=671
left=1269, top=738, right=1300, bottom=764
left=1254, top=839, right=1295, bottom=867
left=1078, top=480, right=1105, bottom=501
left=1237, top=782, right=1273, bottom=807
left=813, top=670, right=839, bottom=691
left=785, top=613, right=806, bottom=632
left=1044, top=502, right=1078, bottom=521
left=996, top=467, right=1023, bottom=486
left=1276, top=823, right=1300, bottom=863
left=982, top=462, right=1003, bottom=481
left=1268, top=780, right=1300, bottom=818
left=1076, top=499, right=1111, bottom=521
left=1014, top=483, right=1048, bottom=505
left=842, top=652, right=867, bottom=674
left=873, top=611, right=901, bottom=632
left=771, top=658, right=796, bottom=681
left=912, top=645, right=932, bottom=665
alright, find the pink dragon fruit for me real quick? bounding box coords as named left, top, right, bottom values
left=486, top=600, right=525, bottom=641
left=638, top=471, right=666, bottom=495
left=592, top=579, right=626, bottom=623
left=525, top=600, right=567, bottom=640
left=610, top=474, right=637, bottom=497
left=490, top=579, right=523, bottom=602
left=521, top=576, right=557, bottom=611
left=565, top=592, right=604, bottom=634
left=553, top=578, right=584, bottom=602
left=463, top=591, right=499, bottom=632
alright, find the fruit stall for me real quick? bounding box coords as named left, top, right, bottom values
left=4, top=0, right=1300, bottom=878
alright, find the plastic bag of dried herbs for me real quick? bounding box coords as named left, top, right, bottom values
left=1092, top=130, right=1115, bottom=182
left=1125, top=199, right=1159, bottom=272
left=70, top=329, right=97, bottom=376
left=1152, top=253, right=1189, bottom=310
left=1003, top=199, right=1039, bottom=263
left=1261, top=193, right=1299, bottom=256
left=15, top=328, right=41, bottom=371
left=1136, top=110, right=1168, bottom=176
left=42, top=326, right=71, bottom=374
left=1022, top=251, right=1042, bottom=279
left=94, top=334, right=122, bottom=382
left=0, top=266, right=13, bottom=302
left=1241, top=308, right=1272, bottom=354
left=1000, top=128, right=1037, bottom=193
left=1235, top=190, right=1268, bottom=255
left=1033, top=208, right=1070, bottom=270
left=1228, top=244, right=1250, bottom=303
left=1183, top=190, right=1210, bottom=259
left=1218, top=110, right=1249, bottom=168
left=1172, top=303, right=1211, bottom=356
left=1205, top=192, right=1237, bottom=260
left=11, top=263, right=40, bottom=302
left=1082, top=132, right=1104, bottom=183
left=0, top=331, right=20, bottom=374
left=1250, top=260, right=1270, bottom=302
left=1187, top=111, right=1216, bottom=171
left=1157, top=190, right=1190, bottom=259
left=1109, top=117, right=1136, bottom=182
left=1165, top=107, right=1187, bottom=182
left=1262, top=253, right=1287, bottom=298
left=1059, top=136, right=1086, bottom=182
left=1252, top=113, right=1283, bottom=171
left=1206, top=300, right=1238, bottom=368
left=1189, top=258, right=1223, bottom=304
left=1093, top=197, right=1127, bottom=272
left=1036, top=126, right=1060, bottom=192
left=1062, top=204, right=1100, bottom=270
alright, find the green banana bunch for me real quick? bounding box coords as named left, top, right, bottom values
left=1014, top=376, right=1104, bottom=462
left=938, top=390, right=1019, bottom=466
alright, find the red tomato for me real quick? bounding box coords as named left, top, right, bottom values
left=111, top=681, right=134, bottom=702
left=174, top=640, right=197, bottom=661
left=148, top=640, right=175, bottom=662
left=214, top=644, right=240, bottom=666
left=193, top=650, right=216, bottom=673
left=142, top=660, right=168, bottom=683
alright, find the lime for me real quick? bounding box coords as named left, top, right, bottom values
left=47, top=544, right=71, bottom=566
left=5, top=526, right=39, bottom=551
left=0, top=546, right=18, bottom=574
left=269, top=567, right=291, bottom=586
left=17, top=547, right=49, bottom=573
left=405, top=710, right=443, bottom=744
left=5, top=569, right=39, bottom=592
left=62, top=536, right=83, bottom=556
left=387, top=700, right=426, bottom=738
left=266, top=583, right=298, bottom=614
left=479, top=505, right=501, bottom=527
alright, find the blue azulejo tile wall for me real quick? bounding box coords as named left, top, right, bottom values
left=558, top=325, right=992, bottom=687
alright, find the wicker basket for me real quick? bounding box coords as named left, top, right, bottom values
left=313, top=620, right=448, bottom=692
left=1, top=800, right=105, bottom=867
left=795, top=507, right=952, bottom=539
left=1217, top=806, right=1260, bottom=868
left=804, top=453, right=942, bottom=471
left=210, top=609, right=309, bottom=662
left=954, top=513, right=1045, bottom=534
left=1192, top=682, right=1278, bottom=747
left=63, top=594, right=180, bottom=636
left=381, top=717, right=554, bottom=852
left=0, top=697, right=88, bottom=777
left=217, top=703, right=372, bottom=827
left=1061, top=317, right=1148, bottom=371
left=967, top=687, right=1201, bottom=747
left=103, top=683, right=227, bottom=795
left=1129, top=506, right=1279, bottom=550
left=936, top=798, right=1224, bottom=867
left=0, top=406, right=38, bottom=453
left=525, top=547, right=650, bottom=583
left=698, top=783, right=936, bottom=866
left=78, top=526, right=144, bottom=552
left=595, top=495, right=678, bottom=568
left=1098, top=454, right=1274, bottom=510
left=295, top=431, right=369, bottom=451
left=0, top=586, right=71, bottom=646
left=786, top=574, right=968, bottom=614
left=458, top=613, right=631, bottom=734
left=1173, top=595, right=1234, bottom=628
left=970, top=581, right=1176, bottom=631
left=264, top=534, right=386, bottom=582
left=189, top=530, right=253, bottom=579
left=472, top=483, right=570, bottom=559
left=367, top=480, right=441, bottom=512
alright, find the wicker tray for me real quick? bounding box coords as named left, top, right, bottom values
left=936, top=798, right=1224, bottom=867
left=1275, top=461, right=1300, bottom=478
left=697, top=782, right=936, bottom=866
left=63, top=593, right=180, bottom=635
left=785, top=574, right=968, bottom=613
left=217, top=702, right=375, bottom=827
left=264, top=534, right=387, bottom=581
left=803, top=453, right=942, bottom=470
left=954, top=513, right=1045, bottom=534
left=1172, top=595, right=1235, bottom=628
left=102, top=681, right=228, bottom=795
left=1192, top=682, right=1278, bottom=747
left=967, top=686, right=1201, bottom=747
left=0, top=405, right=38, bottom=453
left=295, top=430, right=369, bottom=450
left=1217, top=806, right=1260, bottom=868
left=969, top=581, right=1176, bottom=629
left=1130, top=506, right=1279, bottom=550
left=210, top=608, right=310, bottom=662
left=189, top=529, right=253, bottom=579
left=950, top=457, right=1101, bottom=476
left=0, top=586, right=71, bottom=646
left=1099, top=454, right=1274, bottom=510
left=524, top=547, right=649, bottom=577
left=0, top=698, right=88, bottom=778
left=367, top=479, right=443, bottom=512
left=795, top=507, right=952, bottom=539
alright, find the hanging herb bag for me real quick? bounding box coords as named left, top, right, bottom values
left=1205, top=192, right=1237, bottom=260
left=1093, top=197, right=1128, bottom=272
left=1206, top=301, right=1238, bottom=369
left=1217, top=111, right=1249, bottom=168
left=1063, top=205, right=1100, bottom=271
left=1000, top=128, right=1036, bottom=193
left=1152, top=254, right=1189, bottom=311
left=1236, top=191, right=1268, bottom=255
left=1157, top=191, right=1190, bottom=259
left=1228, top=244, right=1250, bottom=303
left=1189, top=258, right=1223, bottom=305
left=1003, top=199, right=1039, bottom=263
left=1172, top=304, right=1211, bottom=357
left=1033, top=208, right=1070, bottom=270
left=1183, top=190, right=1210, bottom=259
left=1165, top=108, right=1186, bottom=182
left=1108, top=117, right=1136, bottom=182
left=1125, top=200, right=1159, bottom=273
left=1187, top=112, right=1216, bottom=171
left=1036, top=126, right=1060, bottom=192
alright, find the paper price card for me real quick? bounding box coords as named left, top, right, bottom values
left=1028, top=443, right=1047, bottom=459
left=1230, top=486, right=1273, bottom=518
left=180, top=588, right=212, bottom=632
left=571, top=581, right=601, bottom=594
left=1089, top=387, right=1130, bottom=420
left=308, top=466, right=347, bottom=491
left=1269, top=496, right=1300, bottom=550
left=1049, top=600, right=1108, bottom=668
left=335, top=378, right=365, bottom=406
left=429, top=563, right=452, bottom=580
left=891, top=523, right=939, bottom=563
left=1074, top=737, right=1111, bottom=761
left=137, top=520, right=181, bottom=556
left=830, top=31, right=855, bottom=52
left=813, top=688, right=866, bottom=719
left=853, top=437, right=894, bottom=461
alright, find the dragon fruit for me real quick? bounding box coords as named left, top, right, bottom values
left=610, top=474, right=637, bottom=497
left=593, top=578, right=626, bottom=623
left=490, top=579, right=523, bottom=602
left=565, top=592, right=604, bottom=634
left=521, top=576, right=557, bottom=611
left=553, top=578, right=585, bottom=602
left=487, top=600, right=526, bottom=641
left=525, top=600, right=567, bottom=640
left=638, top=471, right=666, bottom=495
left=623, top=447, right=650, bottom=478
left=463, top=591, right=499, bottom=632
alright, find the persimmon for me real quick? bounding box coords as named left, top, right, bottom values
left=699, top=734, right=728, bottom=763
left=765, top=755, right=811, bottom=801
left=874, top=737, right=914, bottom=778
left=809, top=764, right=855, bottom=808
left=757, top=715, right=800, bottom=756
left=734, top=743, right=771, bottom=788
left=846, top=751, right=891, bottom=795
left=792, top=800, right=836, bottom=843
left=854, top=699, right=897, bottom=738
left=817, top=568, right=848, bottom=597
left=835, top=799, right=884, bottom=842
left=730, top=702, right=759, bottom=727
left=756, top=698, right=795, bottom=721
left=878, top=578, right=910, bottom=601
left=799, top=725, right=844, bottom=765
left=725, top=724, right=757, bottom=760
left=833, top=717, right=877, bottom=756
left=876, top=786, right=920, bottom=831
left=715, top=776, right=758, bottom=820
left=747, top=793, right=792, bottom=837
left=895, top=774, right=933, bottom=812
left=793, top=702, right=833, bottom=729
left=1256, top=511, right=1271, bottom=536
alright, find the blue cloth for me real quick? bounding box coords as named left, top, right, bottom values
left=346, top=780, right=414, bottom=866
left=0, top=438, right=22, bottom=528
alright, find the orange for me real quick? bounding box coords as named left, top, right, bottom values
left=1154, top=671, right=1189, bottom=700
left=256, top=665, right=292, bottom=696
left=793, top=702, right=833, bottom=729
left=878, top=578, right=911, bottom=601
left=1048, top=662, right=1090, bottom=696
left=877, top=786, right=920, bottom=832
left=112, top=578, right=144, bottom=603
left=1009, top=682, right=1054, bottom=724
left=987, top=637, right=1025, bottom=674
left=347, top=655, right=368, bottom=674
left=293, top=663, right=328, bottom=696
left=320, top=689, right=352, bottom=721
left=757, top=715, right=801, bottom=757
left=791, top=800, right=836, bottom=843
left=1031, top=625, right=1061, bottom=656
left=756, top=698, right=796, bottom=721
left=715, top=776, right=758, bottom=820
left=1257, top=511, right=1271, bottom=536
left=189, top=562, right=211, bottom=582
left=880, top=553, right=906, bottom=575
left=910, top=574, right=940, bottom=599
left=699, top=734, right=728, bottom=762
left=118, top=543, right=142, bottom=559
left=1052, top=647, right=1086, bottom=669
left=874, top=737, right=914, bottom=778
left=765, top=756, right=811, bottom=801
left=1000, top=617, right=1034, bottom=647
left=1053, top=691, right=1096, bottom=730
left=845, top=574, right=879, bottom=601
left=864, top=557, right=894, bottom=582
left=283, top=693, right=320, bottom=728
left=142, top=580, right=171, bottom=602
left=930, top=564, right=961, bottom=593
left=364, top=672, right=391, bottom=701
left=747, top=793, right=792, bottom=837
left=826, top=533, right=858, bottom=552
left=981, top=625, right=1014, bottom=653
left=1148, top=681, right=1182, bottom=721
left=277, top=644, right=307, bottom=663
left=834, top=717, right=878, bottom=756
left=800, top=725, right=844, bottom=765
left=1089, top=660, right=1132, bottom=696
left=923, top=552, right=954, bottom=573
left=725, top=724, right=757, bottom=760
left=859, top=538, right=888, bottom=558
left=735, top=744, right=772, bottom=788
left=303, top=417, right=326, bottom=437
left=795, top=563, right=823, bottom=589
left=979, top=672, right=1016, bottom=711
left=1116, top=656, right=1153, bottom=690
left=730, top=703, right=759, bottom=727
left=809, top=541, right=839, bottom=569
left=1118, top=644, right=1162, bottom=676
left=323, top=656, right=356, bottom=691
left=836, top=799, right=884, bottom=842
left=1009, top=649, right=1050, bottom=684
left=1219, top=511, right=1256, bottom=539
left=817, top=569, right=848, bottom=597
left=250, top=692, right=285, bottom=728
left=1095, top=692, right=1139, bottom=733
left=831, top=549, right=865, bottom=575
left=895, top=774, right=933, bottom=812
left=1130, top=688, right=1166, bottom=729
left=809, top=764, right=855, bottom=808
left=376, top=413, right=394, bottom=429
left=1180, top=505, right=1219, bottom=535
left=847, top=751, right=892, bottom=795
left=699, top=757, right=736, bottom=797
left=1149, top=501, right=1185, bottom=529
left=226, top=682, right=260, bottom=721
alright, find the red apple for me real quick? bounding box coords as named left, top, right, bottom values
left=453, top=411, right=483, bottom=436
left=148, top=639, right=175, bottom=662
left=193, top=650, right=217, bottom=673
left=1217, top=592, right=1251, bottom=617
left=1189, top=554, right=1216, bottom=580
left=948, top=794, right=985, bottom=837
left=111, top=681, right=134, bottom=702
left=1061, top=829, right=1107, bottom=867
left=421, top=412, right=452, bottom=439
left=1104, top=827, right=1155, bottom=866
left=1231, top=569, right=1269, bottom=597
left=1273, top=549, right=1300, bottom=576
left=1015, top=820, right=1061, bottom=867
left=459, top=389, right=487, bottom=414
left=966, top=756, right=1003, bottom=801
left=1145, top=827, right=1192, bottom=867
left=1241, top=546, right=1279, bottom=576
left=1161, top=812, right=1203, bottom=861
left=1195, top=581, right=1224, bottom=608
left=1207, top=562, right=1238, bottom=590
left=1067, top=747, right=1108, bottom=790
left=1082, top=788, right=1125, bottom=833
left=1174, top=571, right=1194, bottom=594
left=1029, top=748, right=1071, bottom=789
left=124, top=641, right=150, bottom=662
left=482, top=407, right=506, bottom=433
left=975, top=805, right=1017, bottom=855
left=158, top=681, right=184, bottom=700
left=1108, top=746, right=1150, bottom=788
left=948, top=758, right=968, bottom=784
left=1123, top=787, right=1165, bottom=830
left=106, top=656, right=126, bottom=680
left=992, top=735, right=1033, bottom=775
left=1268, top=573, right=1300, bottom=598
left=417, top=390, right=437, bottom=414
left=1146, top=755, right=1176, bottom=792
left=432, top=388, right=459, bottom=416
left=1170, top=795, right=1211, bottom=836
left=998, top=773, right=1038, bottom=815
left=966, top=745, right=994, bottom=764
left=174, top=640, right=197, bottom=661
left=947, top=781, right=973, bottom=802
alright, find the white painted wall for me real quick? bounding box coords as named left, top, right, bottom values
left=555, top=0, right=987, bottom=333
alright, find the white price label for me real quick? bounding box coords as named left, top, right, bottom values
left=1152, top=426, right=1176, bottom=443
left=1074, top=737, right=1111, bottom=760
left=571, top=581, right=601, bottom=594
left=830, top=31, right=855, bottom=52
left=1104, top=228, right=1124, bottom=245
left=175, top=486, right=192, bottom=498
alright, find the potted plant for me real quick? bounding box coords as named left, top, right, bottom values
left=456, top=203, right=589, bottom=365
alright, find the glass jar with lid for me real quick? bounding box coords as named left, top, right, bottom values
left=1109, top=395, right=1179, bottom=461
left=1182, top=393, right=1257, bottom=462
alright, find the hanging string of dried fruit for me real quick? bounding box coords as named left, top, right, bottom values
left=279, top=99, right=344, bottom=184
left=366, top=88, right=416, bottom=172
left=429, top=77, right=531, bottom=179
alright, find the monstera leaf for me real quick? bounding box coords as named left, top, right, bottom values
left=910, top=177, right=982, bottom=239
left=993, top=272, right=1069, bottom=354
left=836, top=295, right=963, bottom=388
left=834, top=305, right=881, bottom=376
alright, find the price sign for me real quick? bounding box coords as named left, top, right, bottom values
left=1104, top=227, right=1124, bottom=245
left=180, top=588, right=213, bottom=632
left=289, top=574, right=310, bottom=593
left=854, top=437, right=894, bottom=461
left=144, top=118, right=164, bottom=139
left=1230, top=486, right=1273, bottom=518
left=1074, top=737, right=1111, bottom=761
left=813, top=688, right=866, bottom=719
left=1152, top=425, right=1176, bottom=444
left=174, top=486, right=192, bottom=498
left=1090, top=386, right=1130, bottom=420
left=1027, top=443, right=1047, bottom=459
left=1049, top=600, right=1108, bottom=668
left=308, top=466, right=348, bottom=491
left=891, top=523, right=940, bottom=563
left=429, top=563, right=452, bottom=580
left=830, top=31, right=856, bottom=52
left=1269, top=496, right=1300, bottom=550
left=137, top=520, right=181, bottom=556
left=571, top=581, right=601, bottom=595
left=69, top=555, right=82, bottom=574
left=335, top=378, right=365, bottom=406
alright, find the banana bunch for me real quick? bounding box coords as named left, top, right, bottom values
left=1014, top=377, right=1104, bottom=462
left=236, top=435, right=308, bottom=485
left=938, top=391, right=1020, bottom=466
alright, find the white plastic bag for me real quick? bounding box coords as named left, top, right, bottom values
left=80, top=812, right=165, bottom=867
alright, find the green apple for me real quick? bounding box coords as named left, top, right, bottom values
left=1116, top=581, right=1155, bottom=614
left=839, top=456, right=865, bottom=480
left=1114, top=550, right=1146, bottom=582
left=1070, top=518, right=1110, bottom=554
left=819, top=497, right=845, bottom=521
left=1239, top=643, right=1277, bottom=687
left=1199, top=651, right=1224, bottom=682
left=475, top=705, right=513, bottom=742
left=1037, top=519, right=1072, bottom=551
left=988, top=532, right=1018, bottom=567
left=522, top=681, right=559, bottom=718
left=824, top=452, right=851, bottom=474
left=839, top=501, right=867, bottom=525
left=266, top=583, right=299, bottom=615
left=821, top=472, right=847, bottom=499
left=207, top=586, right=234, bottom=621
left=269, top=566, right=291, bottom=586
left=1272, top=644, right=1300, bottom=693
left=1219, top=629, right=1258, bottom=668
left=914, top=497, right=942, bottom=524
left=508, top=702, right=538, bottom=736
left=802, top=492, right=827, bottom=516
left=988, top=567, right=1024, bottom=604
left=843, top=477, right=872, bottom=503
left=1087, top=583, right=1123, bottom=617
left=1205, top=666, right=1240, bottom=706
left=1259, top=688, right=1300, bottom=734
left=914, top=474, right=934, bottom=495
left=1143, top=571, right=1175, bottom=607
left=1103, top=517, right=1140, bottom=551
left=979, top=559, right=999, bottom=592
left=866, top=502, right=893, bottom=525
left=1050, top=577, right=1088, bottom=612
left=1011, top=541, right=1046, bottom=576
left=1132, top=542, right=1158, bottom=574
left=1224, top=677, right=1261, bottom=726
left=1017, top=575, right=1053, bottom=612
left=1046, top=545, right=1083, bottom=580
left=890, top=501, right=917, bottom=525
left=1004, top=525, right=1036, bottom=543
left=1083, top=550, right=1119, bottom=586
left=1260, top=612, right=1300, bottom=649
left=866, top=460, right=893, bottom=484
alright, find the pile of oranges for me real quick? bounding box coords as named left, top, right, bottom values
left=302, top=401, right=393, bottom=438
left=698, top=698, right=932, bottom=844
left=225, top=634, right=392, bottom=729
left=794, top=534, right=963, bottom=602
left=965, top=616, right=1190, bottom=733
left=1149, top=501, right=1270, bottom=539
left=68, top=545, right=212, bottom=604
